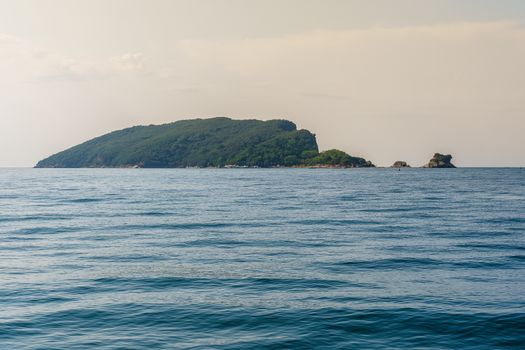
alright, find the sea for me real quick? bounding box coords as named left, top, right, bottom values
left=0, top=168, right=524, bottom=349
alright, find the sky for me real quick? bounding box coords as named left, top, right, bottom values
left=1, top=0, right=524, bottom=167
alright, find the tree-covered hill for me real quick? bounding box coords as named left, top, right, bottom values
left=304, top=149, right=374, bottom=168
left=35, top=117, right=373, bottom=168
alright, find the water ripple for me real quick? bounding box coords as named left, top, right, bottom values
left=0, top=168, right=524, bottom=349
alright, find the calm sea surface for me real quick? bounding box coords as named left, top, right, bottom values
left=0, top=168, right=524, bottom=349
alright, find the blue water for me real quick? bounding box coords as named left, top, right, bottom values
left=0, top=168, right=524, bottom=349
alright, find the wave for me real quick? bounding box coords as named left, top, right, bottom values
left=1, top=305, right=523, bottom=349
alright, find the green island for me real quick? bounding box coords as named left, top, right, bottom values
left=35, top=117, right=374, bottom=168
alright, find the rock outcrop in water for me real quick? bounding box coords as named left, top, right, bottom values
left=423, top=153, right=456, bottom=168
left=391, top=161, right=410, bottom=168
left=36, top=117, right=374, bottom=168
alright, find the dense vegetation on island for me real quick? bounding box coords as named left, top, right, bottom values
left=36, top=117, right=373, bottom=168
left=304, top=149, right=374, bottom=167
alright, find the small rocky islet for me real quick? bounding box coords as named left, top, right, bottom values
left=423, top=153, right=456, bottom=168
left=35, top=117, right=456, bottom=168
left=391, top=161, right=411, bottom=168
left=390, top=154, right=456, bottom=169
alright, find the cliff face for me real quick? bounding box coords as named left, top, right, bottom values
left=36, top=117, right=374, bottom=168
left=423, top=153, right=456, bottom=168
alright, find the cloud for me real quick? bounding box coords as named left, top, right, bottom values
left=300, top=92, right=352, bottom=101
left=110, top=53, right=145, bottom=72
left=174, top=21, right=525, bottom=165
left=2, top=21, right=525, bottom=166
left=0, top=33, right=19, bottom=45
left=0, top=33, right=145, bottom=83
left=176, top=21, right=525, bottom=93
left=174, top=21, right=525, bottom=116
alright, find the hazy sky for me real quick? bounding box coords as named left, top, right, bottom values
left=1, top=0, right=524, bottom=167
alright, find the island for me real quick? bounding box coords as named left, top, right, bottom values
left=36, top=117, right=374, bottom=168
left=423, top=153, right=456, bottom=168
left=391, top=161, right=410, bottom=168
